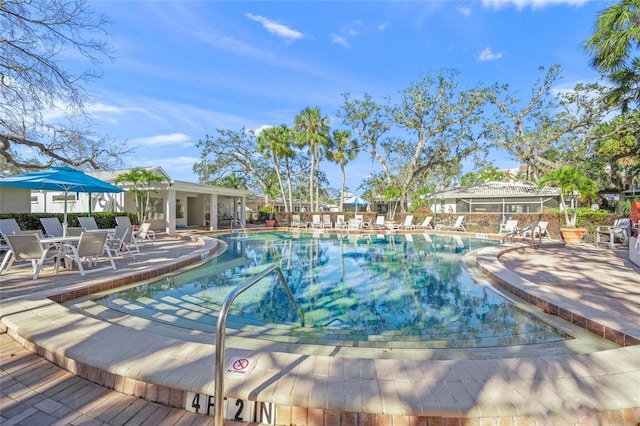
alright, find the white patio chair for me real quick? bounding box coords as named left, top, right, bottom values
left=0, top=218, right=22, bottom=242
left=77, top=216, right=99, bottom=230
left=416, top=216, right=433, bottom=230
left=435, top=216, right=466, bottom=232
left=311, top=215, right=323, bottom=230
left=0, top=233, right=60, bottom=279
left=115, top=216, right=134, bottom=227
left=133, top=222, right=155, bottom=246
left=335, top=215, right=348, bottom=230
left=371, top=215, right=386, bottom=230
left=290, top=214, right=304, bottom=228
left=322, top=215, right=332, bottom=229
left=400, top=215, right=415, bottom=230
left=355, top=214, right=370, bottom=229
left=347, top=218, right=362, bottom=230
left=107, top=226, right=136, bottom=259
left=596, top=218, right=631, bottom=249
left=521, top=221, right=550, bottom=239
left=40, top=217, right=64, bottom=238
left=63, top=231, right=116, bottom=276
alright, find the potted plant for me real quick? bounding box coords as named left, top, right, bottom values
left=538, top=166, right=598, bottom=244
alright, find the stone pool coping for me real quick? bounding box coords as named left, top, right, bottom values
left=1, top=234, right=639, bottom=424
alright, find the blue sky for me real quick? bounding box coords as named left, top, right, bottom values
left=83, top=0, right=606, bottom=192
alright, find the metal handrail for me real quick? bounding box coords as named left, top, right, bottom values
left=214, top=265, right=304, bottom=426
left=530, top=224, right=542, bottom=248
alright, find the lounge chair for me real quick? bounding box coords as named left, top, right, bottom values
left=596, top=218, right=631, bottom=249
left=107, top=226, right=136, bottom=259
left=311, top=215, right=323, bottom=230
left=335, top=215, right=348, bottom=230
left=521, top=221, right=550, bottom=239
left=416, top=216, right=433, bottom=230
left=322, top=215, right=332, bottom=229
left=0, top=218, right=22, bottom=242
left=500, top=220, right=519, bottom=242
left=133, top=223, right=155, bottom=246
left=115, top=216, right=133, bottom=227
left=435, top=216, right=466, bottom=232
left=77, top=216, right=99, bottom=230
left=399, top=215, right=415, bottom=230
left=347, top=218, right=362, bottom=230
left=40, top=217, right=65, bottom=238
left=290, top=214, right=304, bottom=228
left=372, top=215, right=386, bottom=230
left=0, top=233, right=60, bottom=279
left=63, top=231, right=116, bottom=276
left=355, top=214, right=370, bottom=229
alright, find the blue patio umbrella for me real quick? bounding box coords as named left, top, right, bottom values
left=0, top=166, right=124, bottom=232
left=343, top=195, right=370, bottom=212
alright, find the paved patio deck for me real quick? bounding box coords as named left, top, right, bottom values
left=1, top=230, right=639, bottom=425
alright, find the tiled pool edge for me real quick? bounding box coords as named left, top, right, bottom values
left=477, top=244, right=640, bottom=347
left=1, top=236, right=639, bottom=425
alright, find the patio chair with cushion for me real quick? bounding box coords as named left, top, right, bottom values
left=322, top=215, right=332, bottom=229
left=0, top=233, right=60, bottom=279
left=63, top=231, right=116, bottom=276
left=311, top=215, right=323, bottom=230
left=40, top=217, right=64, bottom=238
left=596, top=218, right=631, bottom=249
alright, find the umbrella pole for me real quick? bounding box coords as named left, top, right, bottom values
left=63, top=189, right=69, bottom=236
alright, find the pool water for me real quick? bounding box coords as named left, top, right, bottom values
left=94, top=231, right=570, bottom=349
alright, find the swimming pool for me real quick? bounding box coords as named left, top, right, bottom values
left=91, top=231, right=570, bottom=351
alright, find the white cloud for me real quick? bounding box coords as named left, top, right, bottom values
left=130, top=133, right=192, bottom=147
left=457, top=5, right=472, bottom=16
left=246, top=13, right=303, bottom=42
left=331, top=33, right=351, bottom=49
left=478, top=47, right=503, bottom=62
left=482, top=0, right=587, bottom=10
left=377, top=22, right=390, bottom=32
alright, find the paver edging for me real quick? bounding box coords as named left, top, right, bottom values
left=1, top=235, right=640, bottom=424
left=476, top=244, right=640, bottom=346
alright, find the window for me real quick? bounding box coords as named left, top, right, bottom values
left=52, top=193, right=75, bottom=203
left=145, top=197, right=164, bottom=220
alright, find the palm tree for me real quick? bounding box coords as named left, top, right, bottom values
left=294, top=107, right=330, bottom=212
left=538, top=166, right=598, bottom=228
left=257, top=125, right=294, bottom=212
left=583, top=0, right=640, bottom=111
left=115, top=168, right=168, bottom=223
left=326, top=129, right=359, bottom=211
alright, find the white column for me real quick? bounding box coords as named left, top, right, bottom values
left=240, top=196, right=246, bottom=227
left=166, top=187, right=176, bottom=236
left=210, top=194, right=217, bottom=231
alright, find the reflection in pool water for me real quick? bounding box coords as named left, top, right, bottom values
left=98, top=231, right=569, bottom=348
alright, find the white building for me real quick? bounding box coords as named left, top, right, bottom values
left=2, top=166, right=251, bottom=236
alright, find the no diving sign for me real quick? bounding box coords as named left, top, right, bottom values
left=226, top=357, right=254, bottom=376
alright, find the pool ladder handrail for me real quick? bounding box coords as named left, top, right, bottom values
left=214, top=265, right=304, bottom=426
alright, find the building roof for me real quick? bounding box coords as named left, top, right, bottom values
left=433, top=181, right=560, bottom=199
left=88, top=167, right=251, bottom=197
